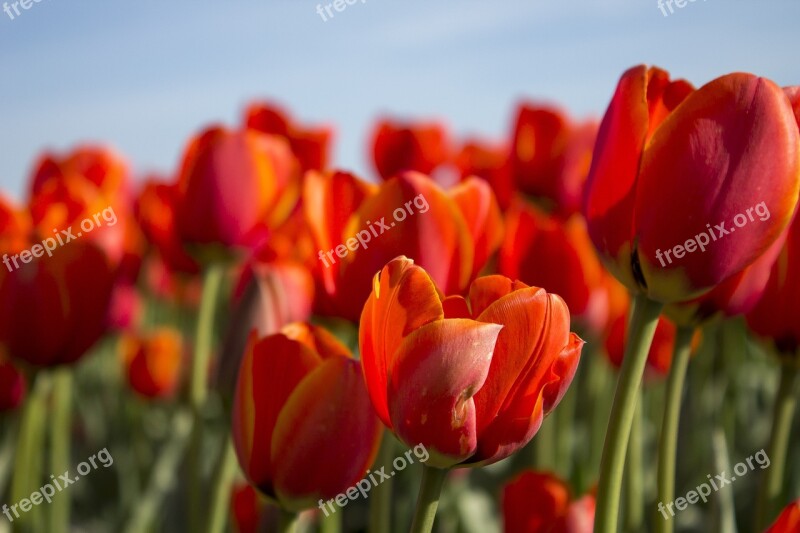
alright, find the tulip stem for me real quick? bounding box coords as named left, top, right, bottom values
left=594, top=293, right=663, bottom=533
left=369, top=434, right=394, bottom=533
left=278, top=508, right=299, bottom=533
left=409, top=466, right=448, bottom=533
left=186, top=264, right=226, bottom=531
left=655, top=325, right=693, bottom=533
left=624, top=397, right=644, bottom=532
left=756, top=360, right=799, bottom=529
left=205, top=436, right=239, bottom=533
left=50, top=368, right=73, bottom=533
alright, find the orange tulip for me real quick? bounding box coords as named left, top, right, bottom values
left=360, top=256, right=583, bottom=468
left=232, top=323, right=382, bottom=511
left=122, top=328, right=184, bottom=399
left=765, top=498, right=800, bottom=533
left=584, top=66, right=800, bottom=303
left=502, top=471, right=595, bottom=533
left=244, top=102, right=333, bottom=173
left=509, top=103, right=597, bottom=217
left=304, top=171, right=502, bottom=321
left=370, top=118, right=450, bottom=181
left=454, top=139, right=513, bottom=210
left=175, top=126, right=301, bottom=255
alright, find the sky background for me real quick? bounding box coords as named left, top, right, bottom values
left=0, top=0, right=798, bottom=200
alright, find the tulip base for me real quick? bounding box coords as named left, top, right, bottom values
left=594, top=294, right=663, bottom=533
left=410, top=466, right=448, bottom=533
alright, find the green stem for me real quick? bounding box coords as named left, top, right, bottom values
left=205, top=436, right=239, bottom=533
left=187, top=265, right=226, bottom=531
left=594, top=294, right=663, bottom=533
left=123, top=408, right=194, bottom=533
left=277, top=508, right=299, bottom=533
left=624, top=398, right=644, bottom=533
left=368, top=434, right=394, bottom=533
left=10, top=373, right=51, bottom=533
left=320, top=508, right=342, bottom=533
left=409, top=466, right=448, bottom=533
left=50, top=369, right=73, bottom=533
left=756, top=361, right=799, bottom=529
left=655, top=326, right=693, bottom=533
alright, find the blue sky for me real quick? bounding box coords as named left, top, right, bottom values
left=0, top=0, right=798, bottom=200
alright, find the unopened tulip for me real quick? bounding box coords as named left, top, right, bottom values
left=175, top=126, right=301, bottom=254
left=584, top=66, right=800, bottom=303
left=122, top=328, right=184, bottom=399
left=765, top=499, right=800, bottom=533
left=502, top=471, right=594, bottom=533
left=360, top=256, right=583, bottom=468
left=370, top=118, right=450, bottom=181
left=232, top=323, right=382, bottom=511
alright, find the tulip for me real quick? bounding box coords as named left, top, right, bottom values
left=360, top=257, right=582, bottom=532
left=175, top=126, right=301, bottom=256
left=765, top=498, right=800, bottom=533
left=454, top=139, right=513, bottom=210
left=585, top=66, right=800, bottom=533
left=244, top=102, right=333, bottom=173
left=605, top=310, right=681, bottom=378
left=0, top=353, right=26, bottom=413
left=122, top=328, right=184, bottom=399
left=500, top=200, right=608, bottom=333
left=230, top=483, right=267, bottom=533
left=510, top=103, right=597, bottom=217
left=502, top=471, right=594, bottom=533
left=584, top=67, right=799, bottom=304
left=232, top=323, right=382, bottom=513
left=304, top=171, right=501, bottom=321
left=370, top=118, right=450, bottom=181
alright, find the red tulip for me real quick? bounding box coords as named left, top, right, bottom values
left=305, top=171, right=501, bottom=321
left=509, top=103, right=597, bottom=217
left=232, top=323, right=382, bottom=511
left=502, top=471, right=595, bottom=533
left=455, top=139, right=513, bottom=209
left=499, top=200, right=608, bottom=333
left=122, top=328, right=184, bottom=399
left=244, top=102, right=333, bottom=173
left=230, top=483, right=268, bottom=533
left=175, top=126, right=301, bottom=254
left=0, top=240, right=114, bottom=367
left=370, top=118, right=450, bottom=181
left=765, top=498, right=800, bottom=533
left=359, top=256, right=583, bottom=468
left=0, top=352, right=26, bottom=413
left=584, top=66, right=800, bottom=303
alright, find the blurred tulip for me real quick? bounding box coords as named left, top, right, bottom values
left=605, top=306, right=681, bottom=378
left=230, top=483, right=267, bottom=533
left=0, top=240, right=114, bottom=367
left=244, top=101, right=333, bottom=173
left=175, top=126, right=301, bottom=256
left=360, top=256, right=583, bottom=468
left=122, top=328, right=184, bottom=399
left=232, top=323, right=382, bottom=511
left=502, top=471, right=594, bottom=533
left=499, top=200, right=608, bottom=333
left=107, top=283, right=142, bottom=332
left=305, top=171, right=499, bottom=321
left=584, top=66, right=800, bottom=303
left=0, top=353, right=26, bottom=413
left=509, top=103, right=597, bottom=217
left=454, top=139, right=514, bottom=209
left=370, top=118, right=450, bottom=181
left=765, top=499, right=800, bottom=533
left=217, top=261, right=314, bottom=397
left=0, top=195, right=31, bottom=256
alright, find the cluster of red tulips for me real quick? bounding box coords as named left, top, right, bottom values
left=1, top=64, right=799, bottom=533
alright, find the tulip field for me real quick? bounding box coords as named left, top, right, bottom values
left=1, top=4, right=800, bottom=533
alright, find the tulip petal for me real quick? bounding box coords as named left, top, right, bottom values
left=387, top=319, right=502, bottom=468
left=359, top=256, right=444, bottom=427
left=272, top=357, right=382, bottom=511
left=449, top=177, right=504, bottom=277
